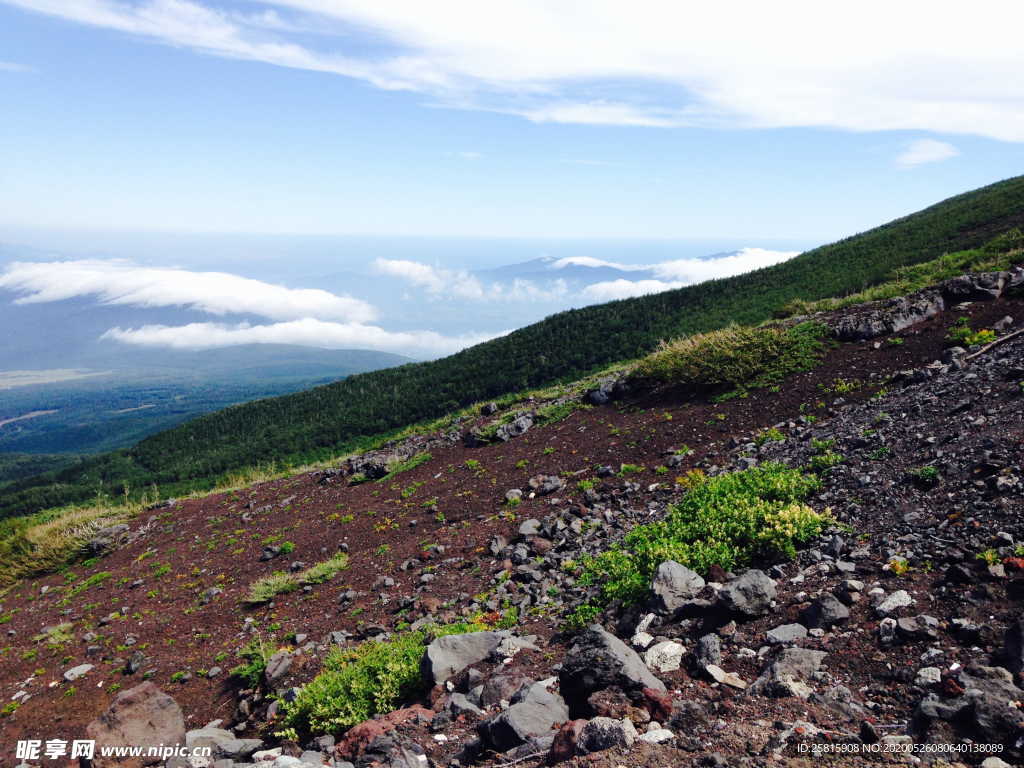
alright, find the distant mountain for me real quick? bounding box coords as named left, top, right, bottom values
left=4, top=174, right=1024, bottom=517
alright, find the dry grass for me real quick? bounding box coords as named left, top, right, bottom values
left=0, top=492, right=158, bottom=590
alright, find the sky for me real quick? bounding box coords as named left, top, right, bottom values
left=0, top=1, right=1023, bottom=357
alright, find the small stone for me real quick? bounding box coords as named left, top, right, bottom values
left=915, top=667, right=941, bottom=687
left=875, top=590, right=915, bottom=618
left=766, top=624, right=808, bottom=646
left=643, top=641, right=685, bottom=673
left=703, top=664, right=747, bottom=690
left=63, top=664, right=94, bottom=682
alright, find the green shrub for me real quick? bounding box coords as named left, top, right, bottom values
left=755, top=427, right=785, bottom=446
left=632, top=322, right=826, bottom=396
left=808, top=451, right=844, bottom=473
left=230, top=636, right=277, bottom=688
left=279, top=621, right=486, bottom=737
left=570, top=464, right=830, bottom=626
left=946, top=317, right=997, bottom=347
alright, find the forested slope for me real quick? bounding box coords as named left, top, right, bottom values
left=4, top=174, right=1024, bottom=517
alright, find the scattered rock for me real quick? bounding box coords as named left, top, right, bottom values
left=717, top=569, right=776, bottom=617
left=86, top=683, right=185, bottom=768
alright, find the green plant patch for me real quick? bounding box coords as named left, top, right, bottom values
left=569, top=463, right=831, bottom=627
left=632, top=322, right=827, bottom=397
left=243, top=552, right=348, bottom=604
left=278, top=620, right=489, bottom=737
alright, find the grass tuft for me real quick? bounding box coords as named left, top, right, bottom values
left=243, top=552, right=349, bottom=605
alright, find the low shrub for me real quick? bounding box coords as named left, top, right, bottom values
left=278, top=620, right=489, bottom=737
left=632, top=322, right=826, bottom=397
left=570, top=464, right=830, bottom=626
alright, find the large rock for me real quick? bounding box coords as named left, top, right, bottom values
left=830, top=290, right=945, bottom=341
left=650, top=561, right=705, bottom=615
left=749, top=648, right=827, bottom=699
left=185, top=728, right=263, bottom=760
left=421, top=631, right=506, bottom=686
left=496, top=414, right=534, bottom=441
left=559, top=625, right=665, bottom=716
left=912, top=666, right=1024, bottom=758
left=1002, top=617, right=1024, bottom=679
left=478, top=680, right=568, bottom=753
left=941, top=272, right=1008, bottom=301
left=86, top=682, right=185, bottom=767
left=717, top=569, right=776, bottom=617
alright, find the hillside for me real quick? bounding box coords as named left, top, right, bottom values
left=1, top=261, right=1023, bottom=766
left=3, top=175, right=1024, bottom=519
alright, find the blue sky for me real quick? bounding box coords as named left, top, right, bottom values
left=1, top=1, right=1023, bottom=359
left=2, top=0, right=1022, bottom=240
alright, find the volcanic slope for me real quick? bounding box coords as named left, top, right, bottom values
left=3, top=262, right=1024, bottom=765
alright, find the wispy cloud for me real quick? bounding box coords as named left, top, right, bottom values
left=4, top=0, right=1023, bottom=140
left=373, top=258, right=569, bottom=302
left=0, top=60, right=33, bottom=72
left=895, top=139, right=960, bottom=168
left=0, top=259, right=377, bottom=322
left=102, top=319, right=502, bottom=355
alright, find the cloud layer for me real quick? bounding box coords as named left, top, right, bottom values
left=0, top=259, right=495, bottom=356
left=5, top=0, right=1023, bottom=140
left=0, top=259, right=376, bottom=322
left=102, top=319, right=502, bottom=355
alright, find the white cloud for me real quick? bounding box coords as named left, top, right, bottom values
left=101, top=318, right=501, bottom=356
left=5, top=0, right=1023, bottom=140
left=373, top=258, right=568, bottom=302
left=651, top=248, right=799, bottom=282
left=583, top=247, right=800, bottom=301
left=582, top=279, right=682, bottom=301
left=0, top=259, right=377, bottom=322
left=373, top=258, right=486, bottom=299
left=895, top=139, right=960, bottom=168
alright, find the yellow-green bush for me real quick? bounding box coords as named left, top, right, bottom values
left=570, top=463, right=832, bottom=626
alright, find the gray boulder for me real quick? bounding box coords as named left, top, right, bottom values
left=831, top=290, right=945, bottom=341
left=650, top=561, right=705, bottom=615
left=559, top=625, right=664, bottom=715
left=802, top=594, right=850, bottom=628
left=421, top=631, right=506, bottom=686
left=186, top=728, right=263, bottom=760
left=264, top=650, right=293, bottom=686
left=478, top=680, right=568, bottom=753
left=766, top=623, right=808, bottom=645
left=86, top=682, right=186, bottom=768
left=750, top=648, right=828, bottom=699
left=497, top=414, right=534, bottom=441
left=717, top=569, right=776, bottom=617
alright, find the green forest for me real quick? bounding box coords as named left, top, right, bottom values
left=3, top=174, right=1024, bottom=519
